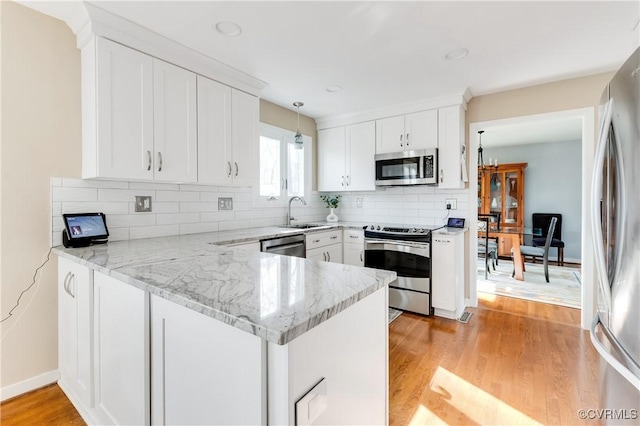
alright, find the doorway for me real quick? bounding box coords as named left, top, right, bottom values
left=468, top=107, right=596, bottom=329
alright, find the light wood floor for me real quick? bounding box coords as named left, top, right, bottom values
left=1, top=294, right=600, bottom=426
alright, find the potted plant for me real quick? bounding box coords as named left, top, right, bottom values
left=320, top=194, right=341, bottom=222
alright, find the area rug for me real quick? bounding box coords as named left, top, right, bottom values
left=388, top=308, right=402, bottom=324
left=477, top=260, right=581, bottom=309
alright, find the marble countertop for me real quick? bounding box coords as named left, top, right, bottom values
left=53, top=225, right=394, bottom=345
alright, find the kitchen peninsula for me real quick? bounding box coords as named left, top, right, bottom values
left=53, top=227, right=395, bottom=425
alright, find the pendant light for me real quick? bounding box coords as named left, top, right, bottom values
left=478, top=130, right=498, bottom=174
left=293, top=101, right=304, bottom=150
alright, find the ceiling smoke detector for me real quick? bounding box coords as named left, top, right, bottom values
left=445, top=48, right=469, bottom=60
left=215, top=21, right=242, bottom=37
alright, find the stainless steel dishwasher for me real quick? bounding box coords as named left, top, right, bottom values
left=260, top=234, right=306, bottom=258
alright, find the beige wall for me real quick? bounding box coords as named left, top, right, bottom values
left=467, top=72, right=614, bottom=124
left=260, top=99, right=318, bottom=189
left=1, top=1, right=81, bottom=389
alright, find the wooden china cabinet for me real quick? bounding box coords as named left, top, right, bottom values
left=477, top=162, right=527, bottom=256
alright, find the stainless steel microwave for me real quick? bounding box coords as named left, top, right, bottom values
left=375, top=149, right=438, bottom=186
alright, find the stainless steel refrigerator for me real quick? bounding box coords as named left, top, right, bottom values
left=591, top=46, right=640, bottom=424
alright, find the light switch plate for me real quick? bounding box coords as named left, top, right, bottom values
left=135, top=196, right=152, bottom=212
left=356, top=198, right=363, bottom=208
left=295, top=378, right=327, bottom=426
left=218, top=197, right=233, bottom=210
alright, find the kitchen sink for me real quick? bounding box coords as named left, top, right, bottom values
left=279, top=224, right=327, bottom=230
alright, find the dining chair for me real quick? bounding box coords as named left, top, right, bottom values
left=531, top=213, right=565, bottom=266
left=513, top=216, right=558, bottom=283
left=478, top=217, right=498, bottom=278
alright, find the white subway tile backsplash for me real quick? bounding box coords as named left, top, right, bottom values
left=180, top=222, right=219, bottom=235
left=62, top=178, right=129, bottom=189
left=179, top=184, right=218, bottom=192
left=99, top=188, right=154, bottom=202
left=201, top=211, right=235, bottom=222
left=108, top=228, right=130, bottom=241
left=129, top=182, right=180, bottom=191
left=219, top=219, right=252, bottom=231
left=108, top=214, right=157, bottom=228
left=179, top=202, right=218, bottom=213
left=134, top=201, right=179, bottom=214
left=157, top=213, right=200, bottom=225
left=62, top=201, right=129, bottom=215
left=129, top=224, right=180, bottom=240
left=53, top=187, right=97, bottom=202
left=156, top=190, right=199, bottom=202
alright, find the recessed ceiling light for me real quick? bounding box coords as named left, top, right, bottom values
left=215, top=21, right=242, bottom=37
left=445, top=48, right=469, bottom=60
left=326, top=85, right=343, bottom=93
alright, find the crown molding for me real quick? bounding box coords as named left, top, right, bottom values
left=315, top=88, right=473, bottom=130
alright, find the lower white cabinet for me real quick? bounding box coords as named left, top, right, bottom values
left=58, top=257, right=93, bottom=410
left=306, top=230, right=343, bottom=263
left=150, top=295, right=265, bottom=425
left=343, top=229, right=364, bottom=267
left=92, top=272, right=149, bottom=425
left=431, top=232, right=466, bottom=319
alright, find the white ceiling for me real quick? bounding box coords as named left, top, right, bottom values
left=480, top=116, right=583, bottom=148
left=21, top=1, right=640, bottom=121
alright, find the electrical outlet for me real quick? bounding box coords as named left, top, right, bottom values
left=445, top=198, right=457, bottom=210
left=135, top=196, right=152, bottom=212
left=218, top=197, right=233, bottom=211
left=356, top=198, right=363, bottom=208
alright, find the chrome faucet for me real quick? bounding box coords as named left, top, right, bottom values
left=287, top=196, right=307, bottom=225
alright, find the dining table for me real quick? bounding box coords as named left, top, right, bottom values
left=483, top=226, right=542, bottom=281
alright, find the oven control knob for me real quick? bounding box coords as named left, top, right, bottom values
left=410, top=228, right=417, bottom=233
left=376, top=226, right=381, bottom=230
left=419, top=228, right=425, bottom=233
left=370, top=225, right=375, bottom=230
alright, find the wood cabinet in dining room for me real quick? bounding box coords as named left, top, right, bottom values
left=375, top=110, right=438, bottom=154
left=318, top=121, right=375, bottom=192
left=83, top=37, right=197, bottom=182
left=197, top=76, right=259, bottom=186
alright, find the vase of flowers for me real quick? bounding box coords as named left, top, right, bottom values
left=320, top=194, right=341, bottom=223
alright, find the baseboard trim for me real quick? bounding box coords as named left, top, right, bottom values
left=0, top=370, right=60, bottom=402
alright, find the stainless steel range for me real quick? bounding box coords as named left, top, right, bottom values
left=364, top=225, right=432, bottom=315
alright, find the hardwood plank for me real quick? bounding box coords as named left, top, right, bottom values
left=389, top=294, right=602, bottom=426
left=0, top=384, right=85, bottom=426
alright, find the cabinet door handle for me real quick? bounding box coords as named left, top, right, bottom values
left=147, top=150, right=152, bottom=171
left=281, top=178, right=285, bottom=189
left=313, top=239, right=320, bottom=243
left=350, top=235, right=359, bottom=239
left=330, top=236, right=338, bottom=240
left=400, top=134, right=403, bottom=147
left=360, top=251, right=364, bottom=262
left=227, top=161, right=232, bottom=177
left=64, top=272, right=75, bottom=298
left=346, top=175, right=351, bottom=186
left=322, top=252, right=327, bottom=261
left=234, top=162, right=239, bottom=177
left=406, top=133, right=410, bottom=146
left=327, top=252, right=331, bottom=262
left=157, top=152, right=163, bottom=172
left=341, top=176, right=345, bottom=186
left=440, top=169, right=444, bottom=183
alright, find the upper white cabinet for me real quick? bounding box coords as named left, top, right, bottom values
left=153, top=59, right=198, bottom=182
left=318, top=121, right=375, bottom=192
left=88, top=37, right=154, bottom=180
left=437, top=104, right=466, bottom=189
left=197, top=77, right=259, bottom=186
left=85, top=37, right=197, bottom=181
left=375, top=110, right=438, bottom=154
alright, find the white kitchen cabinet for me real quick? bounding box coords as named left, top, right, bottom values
left=88, top=37, right=154, bottom=180
left=92, top=272, right=149, bottom=426
left=437, top=104, right=466, bottom=189
left=150, top=295, right=265, bottom=425
left=306, top=230, right=343, bottom=263
left=197, top=75, right=232, bottom=185
left=343, top=229, right=364, bottom=267
left=84, top=37, right=198, bottom=182
left=318, top=121, right=375, bottom=192
left=197, top=77, right=259, bottom=186
left=58, top=257, right=93, bottom=410
left=231, top=89, right=260, bottom=187
left=431, top=232, right=465, bottom=319
left=375, top=110, right=438, bottom=154
left=153, top=59, right=197, bottom=182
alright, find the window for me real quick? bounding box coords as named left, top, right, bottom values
left=258, top=123, right=311, bottom=204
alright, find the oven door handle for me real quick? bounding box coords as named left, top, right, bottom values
left=365, top=240, right=430, bottom=257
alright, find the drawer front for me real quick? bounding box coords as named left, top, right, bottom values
left=306, top=230, right=342, bottom=250
left=343, top=229, right=364, bottom=244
